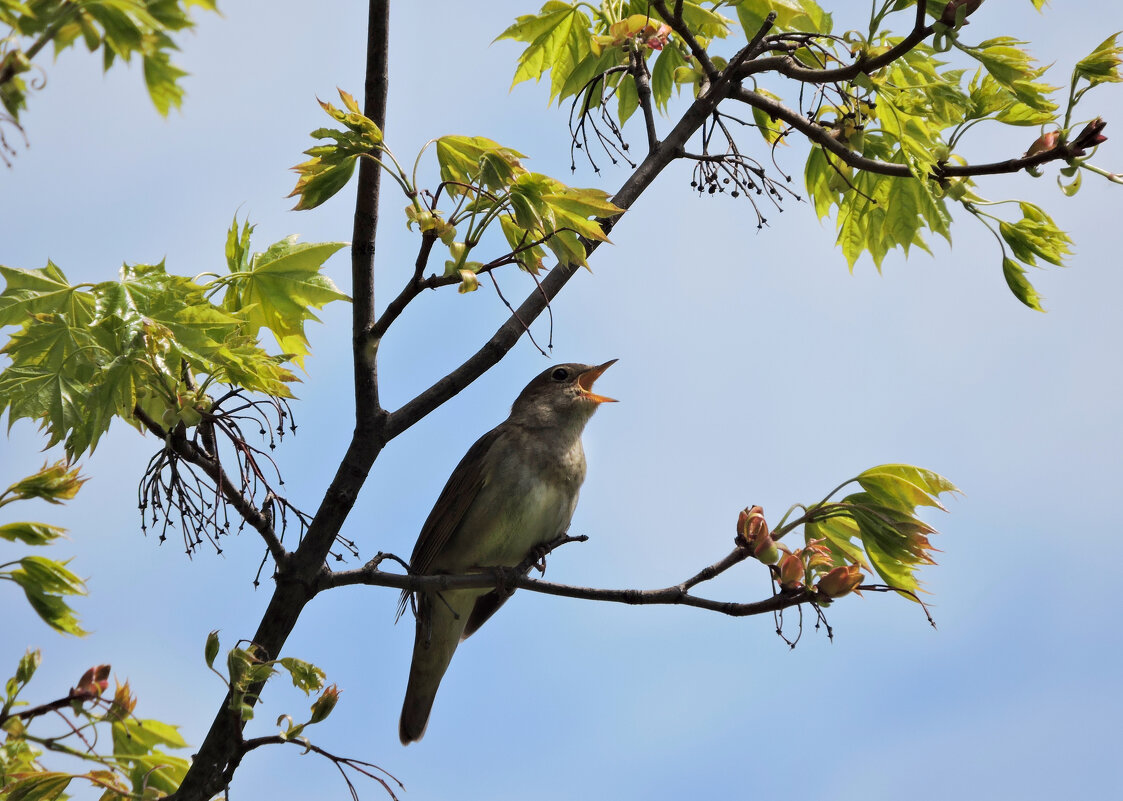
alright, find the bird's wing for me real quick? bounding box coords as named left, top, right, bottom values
left=396, top=427, right=503, bottom=620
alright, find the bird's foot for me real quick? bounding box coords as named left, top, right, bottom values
left=527, top=543, right=551, bottom=575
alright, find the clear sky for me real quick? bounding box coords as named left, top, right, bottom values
left=2, top=2, right=1121, bottom=799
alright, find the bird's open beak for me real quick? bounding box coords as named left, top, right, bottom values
left=576, top=359, right=618, bottom=404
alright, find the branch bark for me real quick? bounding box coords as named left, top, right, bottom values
left=322, top=539, right=809, bottom=618
left=168, top=4, right=392, bottom=799
left=736, top=2, right=932, bottom=84
left=731, top=86, right=1084, bottom=179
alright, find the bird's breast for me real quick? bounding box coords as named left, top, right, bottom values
left=454, top=432, right=586, bottom=568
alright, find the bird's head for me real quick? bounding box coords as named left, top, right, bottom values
left=509, top=360, right=617, bottom=429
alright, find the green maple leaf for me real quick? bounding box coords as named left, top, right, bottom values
left=0, top=262, right=96, bottom=328
left=222, top=234, right=349, bottom=366
left=0, top=364, right=92, bottom=455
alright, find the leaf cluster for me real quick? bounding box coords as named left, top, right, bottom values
left=0, top=222, right=346, bottom=460
left=0, top=652, right=190, bottom=800
left=205, top=632, right=338, bottom=739
left=429, top=134, right=622, bottom=283
left=0, top=0, right=219, bottom=132
left=497, top=2, right=1121, bottom=310
left=0, top=462, right=87, bottom=635
left=287, top=90, right=624, bottom=293
left=756, top=464, right=959, bottom=600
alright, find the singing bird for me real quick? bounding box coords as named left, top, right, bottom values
left=397, top=360, right=617, bottom=744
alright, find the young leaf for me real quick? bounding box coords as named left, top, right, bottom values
left=277, top=657, right=326, bottom=694
left=651, top=45, right=686, bottom=113
left=308, top=684, right=340, bottom=724
left=143, top=48, right=187, bottom=116
left=112, top=718, right=190, bottom=796
left=1, top=461, right=85, bottom=507
left=961, top=37, right=1058, bottom=112
left=0, top=364, right=94, bottom=457
left=856, top=464, right=958, bottom=512
left=221, top=236, right=349, bottom=366
left=435, top=135, right=527, bottom=195
left=288, top=89, right=384, bottom=210
left=1002, top=256, right=1045, bottom=311
left=0, top=262, right=96, bottom=328
left=204, top=631, right=220, bottom=669
left=495, top=2, right=594, bottom=103
left=998, top=203, right=1073, bottom=267
left=13, top=556, right=86, bottom=596
left=15, top=648, right=42, bottom=686
left=805, top=515, right=868, bottom=568
left=1, top=772, right=73, bottom=801
left=735, top=0, right=832, bottom=37
left=8, top=568, right=87, bottom=636
left=1074, top=32, right=1122, bottom=86
left=616, top=72, right=639, bottom=126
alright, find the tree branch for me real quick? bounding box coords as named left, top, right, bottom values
left=350, top=2, right=390, bottom=423
left=382, top=61, right=732, bottom=441
left=652, top=0, right=717, bottom=80
left=735, top=2, right=932, bottom=84
left=629, top=46, right=659, bottom=152
left=132, top=406, right=287, bottom=566
left=238, top=735, right=403, bottom=800
left=320, top=537, right=798, bottom=619
left=368, top=232, right=437, bottom=343
left=730, top=86, right=1085, bottom=179
left=0, top=688, right=98, bottom=726
left=168, top=5, right=392, bottom=800
left=323, top=558, right=810, bottom=617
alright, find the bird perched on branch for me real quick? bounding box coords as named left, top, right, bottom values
left=397, top=360, right=617, bottom=744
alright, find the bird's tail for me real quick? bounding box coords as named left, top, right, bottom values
left=399, top=592, right=470, bottom=744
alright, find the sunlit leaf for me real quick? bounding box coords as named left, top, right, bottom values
left=0, top=262, right=96, bottom=328
left=277, top=657, right=326, bottom=694
left=2, top=772, right=73, bottom=801
left=1074, top=32, right=1122, bottom=85
left=496, top=2, right=594, bottom=104
left=1002, top=256, right=1045, bottom=311
left=221, top=236, right=349, bottom=366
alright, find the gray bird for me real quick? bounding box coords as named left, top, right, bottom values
left=397, top=360, right=617, bottom=744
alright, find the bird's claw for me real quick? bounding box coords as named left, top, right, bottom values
left=528, top=543, right=552, bottom=574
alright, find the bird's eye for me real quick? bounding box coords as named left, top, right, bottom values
left=551, top=367, right=569, bottom=381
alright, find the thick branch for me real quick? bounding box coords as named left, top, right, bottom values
left=350, top=2, right=390, bottom=422
left=382, top=64, right=733, bottom=440
left=629, top=46, right=659, bottom=152
left=168, top=6, right=392, bottom=801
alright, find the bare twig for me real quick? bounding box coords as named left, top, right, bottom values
left=652, top=0, right=717, bottom=79
left=132, top=406, right=287, bottom=566
left=239, top=736, right=403, bottom=801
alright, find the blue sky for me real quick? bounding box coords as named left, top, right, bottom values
left=2, top=2, right=1122, bottom=799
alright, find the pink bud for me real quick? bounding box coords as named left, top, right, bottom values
left=816, top=565, right=864, bottom=599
